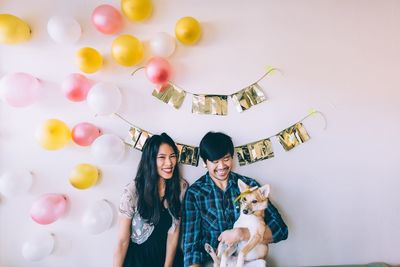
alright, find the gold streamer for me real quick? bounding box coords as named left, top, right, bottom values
left=152, top=83, right=186, bottom=109
left=192, top=95, right=228, bottom=115
left=231, top=83, right=266, bottom=112
left=125, top=127, right=153, bottom=151
left=235, top=138, right=274, bottom=166
left=277, top=122, right=310, bottom=151
left=176, top=143, right=199, bottom=166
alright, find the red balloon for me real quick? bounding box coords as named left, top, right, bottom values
left=145, top=57, right=172, bottom=85
left=92, top=4, right=123, bottom=34
left=61, top=73, right=92, bottom=102
left=72, top=122, right=101, bottom=146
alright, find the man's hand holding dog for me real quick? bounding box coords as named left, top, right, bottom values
left=218, top=228, right=250, bottom=246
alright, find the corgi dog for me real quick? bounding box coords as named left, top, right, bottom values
left=205, top=179, right=270, bottom=267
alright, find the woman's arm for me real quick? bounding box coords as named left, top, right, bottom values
left=113, top=216, right=132, bottom=267
left=164, top=221, right=180, bottom=267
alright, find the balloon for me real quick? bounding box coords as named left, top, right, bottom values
left=47, top=16, right=81, bottom=44
left=61, top=73, right=92, bottom=102
left=76, top=47, right=103, bottom=73
left=111, top=34, right=143, bottom=66
left=22, top=232, right=54, bottom=261
left=30, top=193, right=68, bottom=225
left=145, top=57, right=172, bottom=85
left=82, top=199, right=114, bottom=234
left=0, top=72, right=40, bottom=107
left=86, top=82, right=121, bottom=115
left=35, top=119, right=71, bottom=150
left=121, top=0, right=153, bottom=21
left=175, top=16, right=201, bottom=45
left=0, top=170, right=32, bottom=197
left=149, top=32, right=176, bottom=58
left=92, top=4, right=123, bottom=34
left=0, top=14, right=31, bottom=44
left=91, top=134, right=125, bottom=164
left=71, top=122, right=101, bottom=146
left=69, top=163, right=99, bottom=190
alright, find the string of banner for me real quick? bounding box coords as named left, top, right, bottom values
left=114, top=110, right=327, bottom=167
left=149, top=67, right=277, bottom=115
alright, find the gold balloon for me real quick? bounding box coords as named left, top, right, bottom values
left=76, top=47, right=103, bottom=73
left=175, top=16, right=201, bottom=45
left=0, top=14, right=31, bottom=44
left=111, top=34, right=144, bottom=66
left=121, top=0, right=153, bottom=21
left=69, top=164, right=99, bottom=190
left=36, top=119, right=71, bottom=150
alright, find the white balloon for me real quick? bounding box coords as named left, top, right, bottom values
left=0, top=170, right=32, bottom=197
left=86, top=83, right=122, bottom=116
left=91, top=134, right=125, bottom=163
left=82, top=199, right=114, bottom=234
left=22, top=231, right=54, bottom=261
left=47, top=16, right=81, bottom=44
left=149, top=32, right=176, bottom=58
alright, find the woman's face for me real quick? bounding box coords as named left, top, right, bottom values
left=156, top=143, right=177, bottom=180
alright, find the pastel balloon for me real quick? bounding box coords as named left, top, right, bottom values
left=72, top=122, right=101, bottom=146
left=69, top=163, right=99, bottom=190
left=92, top=4, right=123, bottom=34
left=47, top=16, right=81, bottom=44
left=121, top=0, right=153, bottom=21
left=22, top=232, right=54, bottom=261
left=0, top=14, right=31, bottom=44
left=61, top=73, right=92, bottom=102
left=30, top=194, right=68, bottom=225
left=149, top=32, right=176, bottom=58
left=76, top=47, right=103, bottom=73
left=0, top=170, right=32, bottom=197
left=0, top=72, right=40, bottom=107
left=87, top=82, right=121, bottom=115
left=91, top=134, right=125, bottom=164
left=111, top=34, right=143, bottom=66
left=175, top=16, right=201, bottom=45
left=35, top=119, right=71, bottom=150
left=145, top=57, right=172, bottom=84
left=82, top=199, right=114, bottom=234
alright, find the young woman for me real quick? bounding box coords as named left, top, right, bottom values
left=113, top=133, right=188, bottom=267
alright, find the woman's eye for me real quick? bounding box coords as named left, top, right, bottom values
left=252, top=200, right=257, bottom=204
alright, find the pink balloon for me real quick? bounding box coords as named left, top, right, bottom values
left=61, top=73, right=92, bottom=102
left=30, top=194, right=68, bottom=225
left=92, top=4, right=123, bottom=34
left=0, top=72, right=40, bottom=107
left=72, top=122, right=101, bottom=146
left=145, top=57, right=172, bottom=85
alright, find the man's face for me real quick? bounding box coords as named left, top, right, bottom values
left=206, top=153, right=233, bottom=182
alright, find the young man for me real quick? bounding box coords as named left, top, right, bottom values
left=182, top=132, right=288, bottom=267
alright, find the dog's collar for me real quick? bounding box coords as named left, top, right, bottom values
left=234, top=186, right=258, bottom=202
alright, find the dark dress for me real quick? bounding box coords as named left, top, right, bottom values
left=123, top=200, right=183, bottom=267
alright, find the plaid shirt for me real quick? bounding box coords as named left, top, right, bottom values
left=182, top=172, right=288, bottom=267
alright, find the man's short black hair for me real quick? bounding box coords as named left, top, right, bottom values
left=199, top=131, right=234, bottom=163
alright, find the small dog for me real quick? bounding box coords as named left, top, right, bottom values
left=205, top=179, right=270, bottom=267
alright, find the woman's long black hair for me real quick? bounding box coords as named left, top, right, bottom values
left=135, top=133, right=181, bottom=225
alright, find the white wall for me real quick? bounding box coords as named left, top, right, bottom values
left=1, top=1, right=400, bottom=266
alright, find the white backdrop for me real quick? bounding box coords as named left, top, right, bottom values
left=1, top=1, right=400, bottom=266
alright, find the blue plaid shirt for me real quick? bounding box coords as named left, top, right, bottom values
left=182, top=172, right=288, bottom=267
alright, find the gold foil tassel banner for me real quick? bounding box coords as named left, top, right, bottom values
left=192, top=95, right=228, bottom=115
left=277, top=122, right=310, bottom=151
left=125, top=127, right=153, bottom=151
left=152, top=83, right=186, bottom=109
left=231, top=83, right=266, bottom=112
left=176, top=143, right=199, bottom=166
left=235, top=138, right=274, bottom=166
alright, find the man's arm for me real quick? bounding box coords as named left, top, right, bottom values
left=264, top=199, right=288, bottom=243
left=182, top=190, right=203, bottom=267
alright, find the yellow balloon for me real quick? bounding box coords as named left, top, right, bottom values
left=36, top=119, right=71, bottom=150
left=76, top=47, right=103, bottom=73
left=175, top=16, right=201, bottom=45
left=112, top=34, right=143, bottom=66
left=69, top=164, right=99, bottom=190
left=0, top=14, right=31, bottom=44
left=121, top=0, right=153, bottom=21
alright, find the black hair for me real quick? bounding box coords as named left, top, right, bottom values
left=135, top=133, right=181, bottom=224
left=199, top=131, right=234, bottom=163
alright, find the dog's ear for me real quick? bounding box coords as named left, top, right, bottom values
left=238, top=179, right=248, bottom=193
left=259, top=184, right=270, bottom=198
